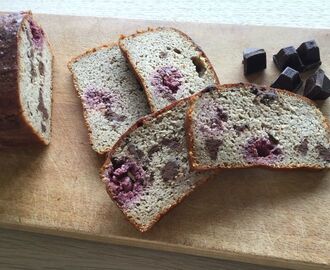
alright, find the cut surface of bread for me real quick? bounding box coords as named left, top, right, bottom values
left=68, top=44, right=150, bottom=154
left=101, top=98, right=209, bottom=232
left=0, top=11, right=53, bottom=146
left=187, top=84, right=330, bottom=170
left=119, top=27, right=220, bottom=112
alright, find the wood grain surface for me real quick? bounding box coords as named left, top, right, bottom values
left=0, top=13, right=329, bottom=270
left=0, top=228, right=287, bottom=270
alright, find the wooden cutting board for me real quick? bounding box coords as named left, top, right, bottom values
left=0, top=13, right=329, bottom=270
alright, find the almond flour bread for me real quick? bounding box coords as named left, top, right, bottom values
left=101, top=97, right=210, bottom=232
left=0, top=12, right=53, bottom=146
left=68, top=44, right=150, bottom=154
left=119, top=27, right=220, bottom=112
left=187, top=84, right=330, bottom=170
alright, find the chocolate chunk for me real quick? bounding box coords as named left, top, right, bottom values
left=111, top=157, right=125, bottom=168
left=205, top=139, right=222, bottom=160
left=297, top=40, right=321, bottom=71
left=294, top=138, right=309, bottom=155
left=37, top=89, right=49, bottom=120
left=30, top=63, right=37, bottom=82
left=250, top=85, right=260, bottom=95
left=104, top=108, right=126, bottom=122
left=316, top=145, right=330, bottom=161
left=161, top=137, right=181, bottom=150
left=259, top=91, right=278, bottom=105
left=41, top=122, right=46, bottom=132
left=38, top=61, right=44, bottom=76
left=271, top=67, right=302, bottom=92
left=216, top=107, right=228, bottom=122
left=233, top=124, right=249, bottom=134
left=273, top=46, right=304, bottom=72
left=304, top=69, right=330, bottom=100
left=161, top=160, right=179, bottom=181
left=162, top=91, right=176, bottom=102
left=203, top=86, right=218, bottom=93
left=127, top=144, right=144, bottom=159
left=243, top=48, right=266, bottom=75
left=148, top=144, right=161, bottom=158
left=252, top=86, right=278, bottom=106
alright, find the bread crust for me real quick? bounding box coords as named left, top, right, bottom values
left=186, top=83, right=330, bottom=171
left=67, top=43, right=118, bottom=155
left=100, top=89, right=211, bottom=232
left=118, top=27, right=220, bottom=112
left=0, top=11, right=53, bottom=147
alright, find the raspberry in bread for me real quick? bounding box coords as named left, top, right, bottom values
left=187, top=84, right=330, bottom=170
left=68, top=44, right=150, bottom=154
left=101, top=98, right=210, bottom=232
left=0, top=12, right=53, bottom=146
left=119, top=27, right=220, bottom=112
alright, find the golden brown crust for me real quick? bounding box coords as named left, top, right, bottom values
left=186, top=92, right=200, bottom=171
left=118, top=27, right=220, bottom=113
left=0, top=11, right=53, bottom=147
left=186, top=83, right=330, bottom=171
left=67, top=43, right=114, bottom=69
left=67, top=43, right=118, bottom=155
left=100, top=89, right=211, bottom=232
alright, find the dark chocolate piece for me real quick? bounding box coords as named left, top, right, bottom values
left=243, top=48, right=266, bottom=75
left=316, top=144, right=330, bottom=162
left=273, top=46, right=304, bottom=72
left=271, top=67, right=302, bottom=92
left=297, top=40, right=321, bottom=71
left=304, top=69, right=330, bottom=100
left=37, top=88, right=49, bottom=120
left=251, top=86, right=278, bottom=105
left=161, top=160, right=179, bottom=181
left=205, top=139, right=222, bottom=161
left=127, top=144, right=145, bottom=159
left=147, top=144, right=161, bottom=158
left=294, top=138, right=309, bottom=155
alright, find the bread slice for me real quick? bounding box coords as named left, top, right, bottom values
left=119, top=27, right=220, bottom=112
left=101, top=97, right=210, bottom=232
left=187, top=84, right=330, bottom=170
left=0, top=11, right=53, bottom=146
left=68, top=44, right=150, bottom=154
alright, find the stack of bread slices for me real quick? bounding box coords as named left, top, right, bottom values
left=68, top=28, right=330, bottom=232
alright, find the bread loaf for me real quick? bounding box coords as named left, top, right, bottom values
left=0, top=12, right=53, bottom=146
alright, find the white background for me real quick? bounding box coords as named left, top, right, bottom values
left=0, top=0, right=330, bottom=28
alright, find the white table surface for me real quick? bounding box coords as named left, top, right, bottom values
left=0, top=0, right=330, bottom=29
